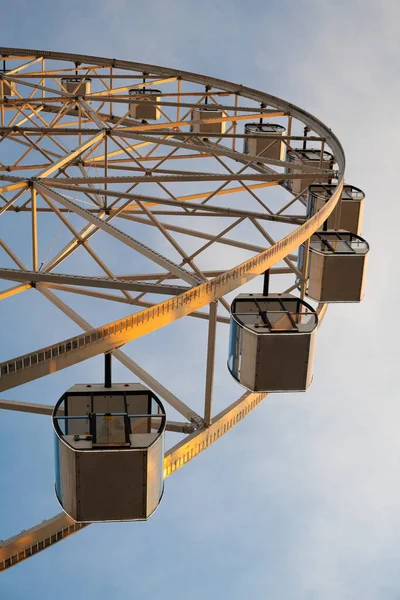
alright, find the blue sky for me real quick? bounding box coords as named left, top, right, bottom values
left=0, top=1, right=399, bottom=599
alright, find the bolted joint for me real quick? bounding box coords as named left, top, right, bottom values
left=190, top=415, right=205, bottom=430
left=181, top=423, right=196, bottom=434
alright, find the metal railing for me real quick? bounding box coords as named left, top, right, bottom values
left=0, top=522, right=87, bottom=573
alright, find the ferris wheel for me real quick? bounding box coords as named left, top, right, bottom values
left=0, top=48, right=369, bottom=571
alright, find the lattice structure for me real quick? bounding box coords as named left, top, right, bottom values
left=0, top=48, right=345, bottom=570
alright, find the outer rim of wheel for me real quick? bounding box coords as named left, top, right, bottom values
left=0, top=47, right=345, bottom=390
left=0, top=47, right=345, bottom=170
left=0, top=49, right=347, bottom=569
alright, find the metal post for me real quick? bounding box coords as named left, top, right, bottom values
left=328, top=157, right=334, bottom=185
left=260, top=103, right=265, bottom=125
left=322, top=158, right=335, bottom=232
left=300, top=238, right=310, bottom=300
left=204, top=301, right=218, bottom=427
left=303, top=126, right=309, bottom=149
left=104, top=352, right=112, bottom=388
left=31, top=187, right=38, bottom=271
left=263, top=269, right=270, bottom=296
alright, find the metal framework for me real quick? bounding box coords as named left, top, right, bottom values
left=0, top=48, right=345, bottom=571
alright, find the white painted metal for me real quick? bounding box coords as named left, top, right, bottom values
left=0, top=267, right=190, bottom=295
left=204, top=301, right=218, bottom=426
left=0, top=48, right=348, bottom=569
left=38, top=286, right=201, bottom=423
left=35, top=183, right=202, bottom=286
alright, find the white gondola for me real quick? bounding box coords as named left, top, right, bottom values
left=128, top=88, right=161, bottom=120
left=228, top=294, right=318, bottom=392
left=286, top=149, right=334, bottom=195
left=307, top=231, right=369, bottom=302
left=243, top=123, right=286, bottom=161
left=53, top=383, right=166, bottom=522
left=61, top=77, right=92, bottom=95
left=190, top=106, right=226, bottom=136
left=308, top=184, right=365, bottom=234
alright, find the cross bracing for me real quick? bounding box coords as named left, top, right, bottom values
left=0, top=48, right=345, bottom=570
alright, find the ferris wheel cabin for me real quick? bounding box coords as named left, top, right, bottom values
left=61, top=77, right=92, bottom=95
left=308, top=184, right=365, bottom=234
left=243, top=123, right=286, bottom=161
left=306, top=231, right=369, bottom=302
left=128, top=88, right=161, bottom=120
left=228, top=294, right=318, bottom=392
left=53, top=383, right=166, bottom=523
left=191, top=106, right=226, bottom=136
left=286, top=149, right=334, bottom=195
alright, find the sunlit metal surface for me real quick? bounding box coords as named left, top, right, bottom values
left=0, top=48, right=351, bottom=570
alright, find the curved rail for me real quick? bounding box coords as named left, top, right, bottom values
left=0, top=389, right=266, bottom=571
left=0, top=47, right=345, bottom=166
left=0, top=176, right=343, bottom=392
left=0, top=303, right=329, bottom=572
left=0, top=49, right=345, bottom=569
left=0, top=49, right=345, bottom=390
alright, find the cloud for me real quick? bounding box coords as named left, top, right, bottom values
left=0, top=3, right=398, bottom=599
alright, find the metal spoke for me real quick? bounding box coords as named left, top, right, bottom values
left=39, top=286, right=202, bottom=422
left=35, top=183, right=201, bottom=285
left=0, top=48, right=347, bottom=569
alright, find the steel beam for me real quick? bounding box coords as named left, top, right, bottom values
left=112, top=130, right=334, bottom=175
left=35, top=183, right=201, bottom=286
left=36, top=132, right=105, bottom=178
left=0, top=399, right=56, bottom=415
left=0, top=283, right=31, bottom=301
left=30, top=187, right=38, bottom=271
left=0, top=389, right=266, bottom=572
left=39, top=282, right=231, bottom=324
left=42, top=183, right=305, bottom=225
left=0, top=267, right=190, bottom=295
left=38, top=287, right=202, bottom=423
left=0, top=178, right=343, bottom=393
left=204, top=301, right=218, bottom=426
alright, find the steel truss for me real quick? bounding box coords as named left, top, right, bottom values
left=0, top=48, right=345, bottom=571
